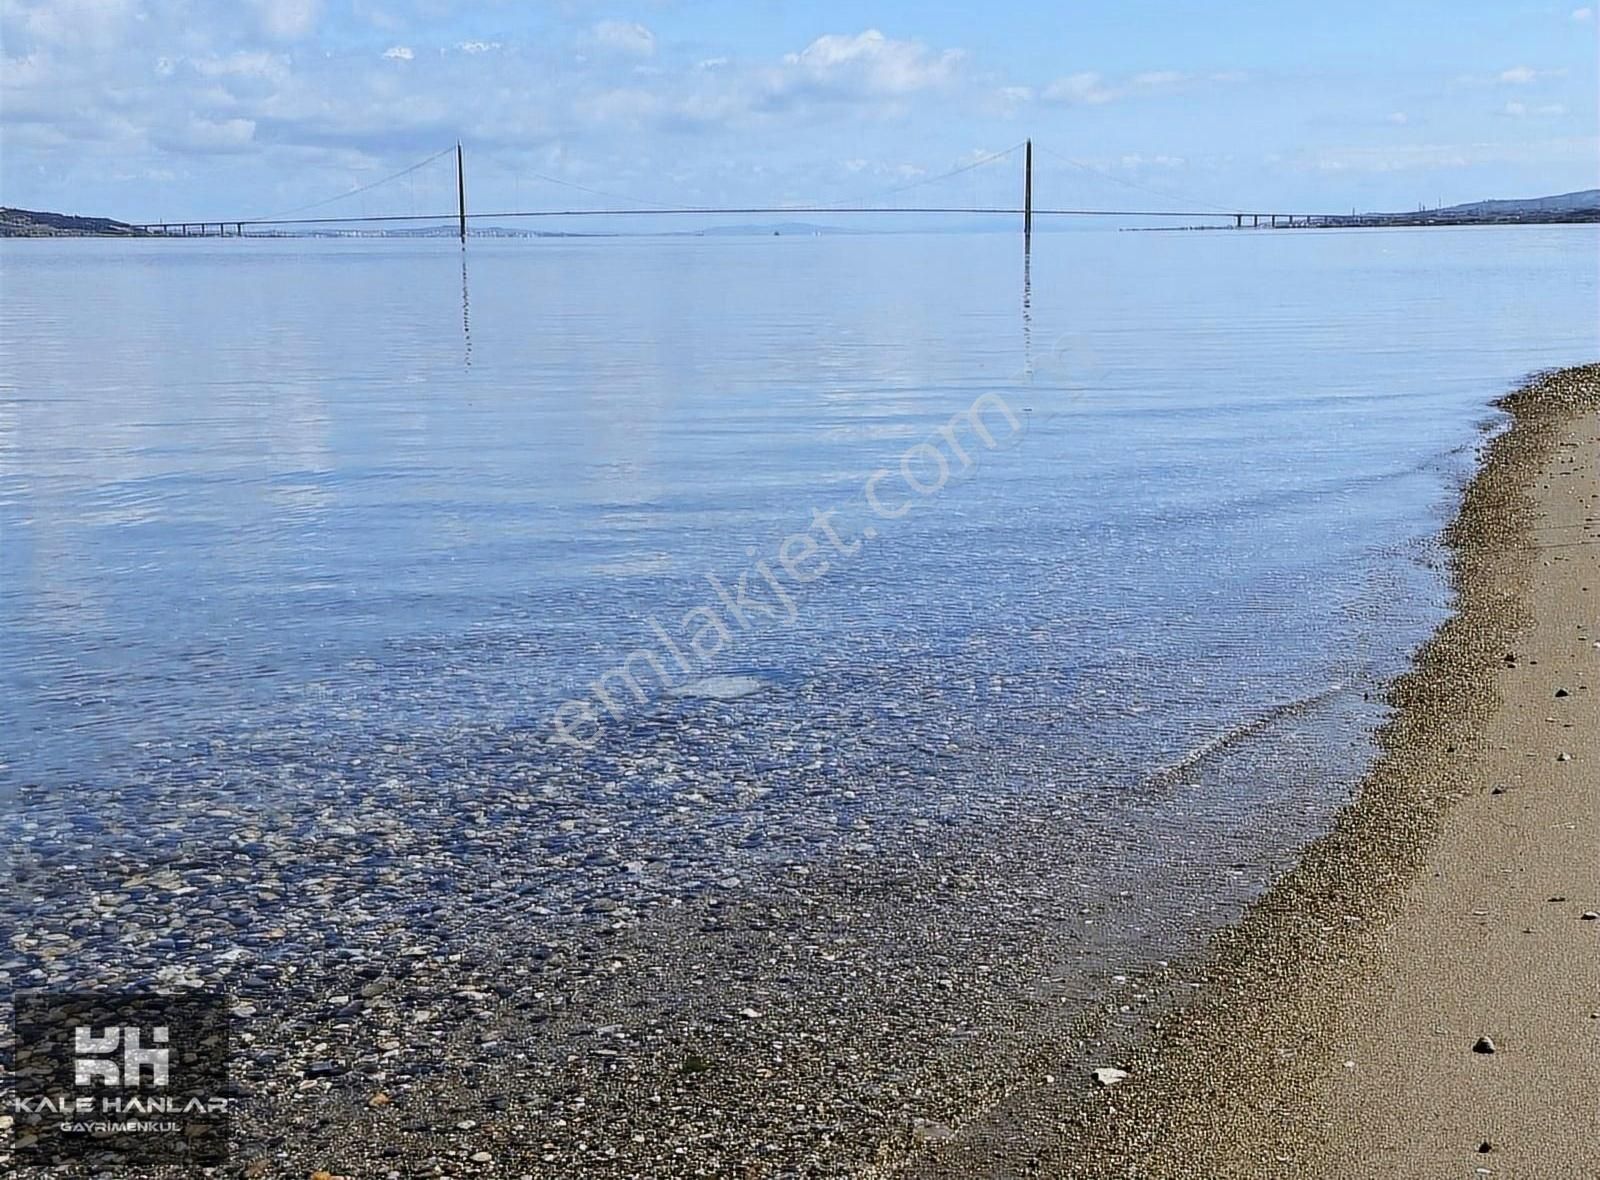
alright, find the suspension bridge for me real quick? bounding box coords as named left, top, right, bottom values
left=130, top=141, right=1338, bottom=239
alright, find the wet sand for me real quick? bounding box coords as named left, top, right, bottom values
left=978, top=363, right=1600, bottom=1178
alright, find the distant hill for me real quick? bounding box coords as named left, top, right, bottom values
left=1432, top=189, right=1600, bottom=217
left=1, top=207, right=149, bottom=236
left=1314, top=188, right=1600, bottom=228
left=1243, top=188, right=1600, bottom=231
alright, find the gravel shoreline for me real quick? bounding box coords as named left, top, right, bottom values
left=2, top=740, right=1350, bottom=1178
left=910, top=362, right=1599, bottom=1178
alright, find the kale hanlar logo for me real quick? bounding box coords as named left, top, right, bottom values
left=73, top=1023, right=171, bottom=1087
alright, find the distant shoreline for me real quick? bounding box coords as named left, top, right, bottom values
left=1130, top=210, right=1600, bottom=231
left=7, top=199, right=1598, bottom=238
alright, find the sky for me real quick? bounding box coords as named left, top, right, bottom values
left=1, top=1, right=1596, bottom=224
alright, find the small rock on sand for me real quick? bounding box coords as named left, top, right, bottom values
left=1472, top=1036, right=1496, bottom=1054
left=667, top=674, right=766, bottom=700
left=912, top=1119, right=956, bottom=1144
left=1093, top=1067, right=1130, bottom=1087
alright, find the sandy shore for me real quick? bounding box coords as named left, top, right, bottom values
left=1009, top=363, right=1600, bottom=1178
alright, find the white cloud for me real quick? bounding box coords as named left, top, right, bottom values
left=1313, top=145, right=1470, bottom=172
left=576, top=87, right=660, bottom=125
left=987, top=84, right=1033, bottom=115
left=1042, top=72, right=1115, bottom=104
left=157, top=116, right=257, bottom=154
left=382, top=46, right=413, bottom=62
left=1130, top=70, right=1185, bottom=88
left=1387, top=111, right=1408, bottom=124
left=1119, top=153, right=1186, bottom=168
left=782, top=29, right=963, bottom=95
left=1573, top=7, right=1594, bottom=21
left=1503, top=100, right=1567, bottom=117
left=592, top=20, right=656, bottom=57
left=458, top=41, right=500, bottom=55
left=193, top=51, right=290, bottom=79
left=250, top=0, right=320, bottom=41
left=1308, top=137, right=1594, bottom=173
left=4, top=0, right=138, bottom=54
left=1460, top=65, right=1567, bottom=87
left=1039, top=68, right=1208, bottom=106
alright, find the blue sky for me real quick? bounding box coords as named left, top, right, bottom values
left=1, top=1, right=1595, bottom=222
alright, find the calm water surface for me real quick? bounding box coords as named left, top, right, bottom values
left=2, top=226, right=1596, bottom=902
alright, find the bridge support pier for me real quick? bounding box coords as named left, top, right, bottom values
left=1235, top=213, right=1243, bottom=229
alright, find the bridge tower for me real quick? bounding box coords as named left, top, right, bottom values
left=1024, top=139, right=1033, bottom=242
left=456, top=142, right=467, bottom=244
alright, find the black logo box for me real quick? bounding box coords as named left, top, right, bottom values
left=9, top=990, right=231, bottom=1168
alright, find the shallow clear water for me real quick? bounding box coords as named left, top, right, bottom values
left=2, top=226, right=1596, bottom=893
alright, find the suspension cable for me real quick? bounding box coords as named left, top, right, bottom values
left=1033, top=143, right=1236, bottom=214
left=821, top=141, right=1026, bottom=208
left=250, top=146, right=458, bottom=222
